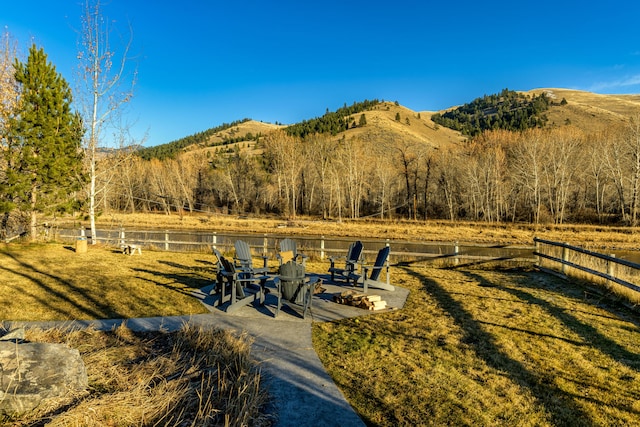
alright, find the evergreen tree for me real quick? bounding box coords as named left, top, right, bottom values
left=3, top=45, right=84, bottom=239
left=359, top=113, right=367, bottom=126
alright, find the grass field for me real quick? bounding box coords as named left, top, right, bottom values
left=2, top=233, right=640, bottom=425
left=0, top=243, right=210, bottom=321
left=313, top=264, right=640, bottom=426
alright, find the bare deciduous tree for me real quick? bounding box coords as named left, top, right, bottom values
left=509, top=128, right=546, bottom=224
left=305, top=133, right=336, bottom=219
left=601, top=124, right=629, bottom=221
left=77, top=0, right=137, bottom=243
left=625, top=114, right=640, bottom=225
left=542, top=127, right=584, bottom=224
left=263, top=130, right=304, bottom=218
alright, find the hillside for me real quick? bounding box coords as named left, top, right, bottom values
left=188, top=119, right=283, bottom=156
left=527, top=88, right=640, bottom=133
left=177, top=101, right=466, bottom=158
left=144, top=89, right=640, bottom=160
left=315, top=101, right=466, bottom=149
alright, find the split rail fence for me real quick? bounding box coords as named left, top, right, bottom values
left=54, top=228, right=640, bottom=296
left=55, top=227, right=535, bottom=265
left=534, top=237, right=640, bottom=294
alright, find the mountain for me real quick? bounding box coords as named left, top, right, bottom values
left=140, top=89, right=640, bottom=160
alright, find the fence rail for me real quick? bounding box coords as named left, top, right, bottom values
left=534, top=237, right=640, bottom=294
left=49, top=228, right=640, bottom=297
left=55, top=227, right=536, bottom=265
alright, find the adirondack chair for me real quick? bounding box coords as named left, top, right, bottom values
left=211, top=246, right=224, bottom=292
left=348, top=246, right=394, bottom=292
left=234, top=240, right=269, bottom=274
left=276, top=260, right=315, bottom=319
left=328, top=240, right=363, bottom=283
left=276, top=238, right=308, bottom=266
left=215, top=254, right=267, bottom=313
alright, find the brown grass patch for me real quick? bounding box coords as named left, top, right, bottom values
left=0, top=243, right=210, bottom=321
left=313, top=265, right=640, bottom=426
left=1, top=323, right=271, bottom=426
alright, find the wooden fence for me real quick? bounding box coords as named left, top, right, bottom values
left=55, top=227, right=535, bottom=265
left=534, top=237, right=640, bottom=294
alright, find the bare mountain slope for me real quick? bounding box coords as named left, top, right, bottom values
left=178, top=89, right=640, bottom=159
left=336, top=101, right=466, bottom=149
left=528, top=88, right=640, bottom=133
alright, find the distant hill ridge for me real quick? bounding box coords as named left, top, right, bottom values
left=136, top=89, right=640, bottom=160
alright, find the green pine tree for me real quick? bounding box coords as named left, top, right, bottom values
left=3, top=45, right=84, bottom=239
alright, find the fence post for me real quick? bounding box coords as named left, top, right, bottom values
left=386, top=239, right=390, bottom=284
left=80, top=227, right=85, bottom=237
left=562, top=244, right=569, bottom=275
left=263, top=234, right=268, bottom=256
left=165, top=230, right=169, bottom=251
left=534, top=239, right=540, bottom=266
left=212, top=232, right=217, bottom=249
left=607, top=254, right=616, bottom=278
left=320, top=236, right=325, bottom=260
left=119, top=228, right=125, bottom=247
left=454, top=241, right=459, bottom=265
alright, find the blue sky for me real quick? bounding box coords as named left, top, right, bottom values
left=3, top=1, right=640, bottom=146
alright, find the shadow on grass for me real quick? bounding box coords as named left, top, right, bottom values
left=132, top=260, right=214, bottom=297
left=0, top=251, right=122, bottom=319
left=462, top=269, right=640, bottom=372
left=401, top=266, right=593, bottom=426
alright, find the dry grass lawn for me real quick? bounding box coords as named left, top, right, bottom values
left=313, top=264, right=640, bottom=426
left=2, top=222, right=640, bottom=425
left=0, top=243, right=210, bottom=321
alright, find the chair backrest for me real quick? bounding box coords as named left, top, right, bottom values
left=347, top=241, right=363, bottom=264
left=279, top=260, right=306, bottom=302
left=234, top=240, right=252, bottom=265
left=280, top=238, right=297, bottom=254
left=279, top=260, right=305, bottom=282
left=219, top=255, right=236, bottom=275
left=212, top=247, right=224, bottom=269
left=368, top=246, right=390, bottom=282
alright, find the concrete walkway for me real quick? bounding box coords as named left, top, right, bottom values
left=5, top=276, right=409, bottom=427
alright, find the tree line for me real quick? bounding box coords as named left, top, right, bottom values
left=94, top=116, right=640, bottom=227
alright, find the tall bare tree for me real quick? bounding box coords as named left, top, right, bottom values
left=77, top=0, right=137, bottom=243
left=391, top=137, right=424, bottom=219
left=305, top=133, right=336, bottom=219
left=0, top=31, right=19, bottom=134
left=263, top=130, right=304, bottom=218
left=509, top=128, right=545, bottom=224
left=601, top=124, right=629, bottom=221
left=624, top=114, right=640, bottom=225
left=542, top=127, right=584, bottom=224
left=586, top=129, right=612, bottom=222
